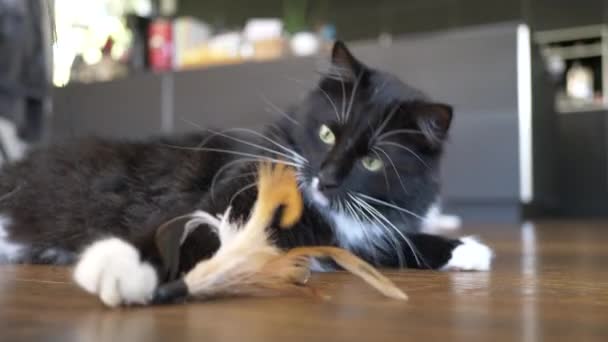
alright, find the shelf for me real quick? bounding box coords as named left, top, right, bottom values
left=534, top=25, right=606, bottom=45
left=556, top=101, right=608, bottom=114
left=541, top=43, right=603, bottom=60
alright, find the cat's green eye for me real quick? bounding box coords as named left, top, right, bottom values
left=319, top=124, right=335, bottom=145
left=361, top=156, right=384, bottom=172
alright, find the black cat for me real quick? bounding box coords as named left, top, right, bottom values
left=0, top=42, right=492, bottom=306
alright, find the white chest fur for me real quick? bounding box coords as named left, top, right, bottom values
left=326, top=209, right=385, bottom=252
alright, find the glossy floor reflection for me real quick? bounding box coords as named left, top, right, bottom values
left=1, top=221, right=606, bottom=341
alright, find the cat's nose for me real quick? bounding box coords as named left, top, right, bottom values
left=317, top=170, right=339, bottom=191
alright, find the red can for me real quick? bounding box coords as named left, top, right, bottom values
left=148, top=18, right=173, bottom=72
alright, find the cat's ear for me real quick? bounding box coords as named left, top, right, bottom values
left=329, top=41, right=364, bottom=80
left=409, top=102, right=453, bottom=145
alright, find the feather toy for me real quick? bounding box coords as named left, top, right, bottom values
left=152, top=163, right=408, bottom=303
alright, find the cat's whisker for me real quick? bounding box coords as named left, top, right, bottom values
left=373, top=147, right=409, bottom=195
left=162, top=145, right=301, bottom=168
left=377, top=154, right=392, bottom=192
left=349, top=194, right=421, bottom=267
left=228, top=182, right=258, bottom=207
left=376, top=141, right=430, bottom=169
left=344, top=71, right=363, bottom=122
left=227, top=171, right=258, bottom=181
left=370, top=149, right=395, bottom=194
left=372, top=103, right=401, bottom=141
left=284, top=77, right=342, bottom=125
left=352, top=194, right=426, bottom=267
left=347, top=196, right=405, bottom=267
left=337, top=72, right=347, bottom=123
left=372, top=78, right=390, bottom=98
left=320, top=66, right=349, bottom=123
left=176, top=119, right=306, bottom=165
left=177, top=116, right=204, bottom=130
left=164, top=143, right=305, bottom=200
left=354, top=192, right=425, bottom=220
left=175, top=117, right=218, bottom=149
left=343, top=199, right=379, bottom=265
left=348, top=194, right=406, bottom=265
left=204, top=128, right=305, bottom=164
left=214, top=127, right=307, bottom=164
left=259, top=94, right=302, bottom=126
left=295, top=167, right=314, bottom=194
left=377, top=129, right=425, bottom=141
left=350, top=193, right=420, bottom=266
left=210, top=158, right=258, bottom=201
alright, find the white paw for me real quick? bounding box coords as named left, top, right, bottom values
left=73, top=238, right=158, bottom=307
left=441, top=236, right=494, bottom=271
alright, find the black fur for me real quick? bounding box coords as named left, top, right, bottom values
left=0, top=42, right=462, bottom=277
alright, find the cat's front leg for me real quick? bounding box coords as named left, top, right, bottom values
left=73, top=237, right=159, bottom=307
left=401, top=233, right=494, bottom=271
left=72, top=212, right=222, bottom=307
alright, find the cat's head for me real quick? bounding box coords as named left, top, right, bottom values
left=275, top=41, right=452, bottom=256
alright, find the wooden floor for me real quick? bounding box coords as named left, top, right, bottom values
left=1, top=221, right=607, bottom=341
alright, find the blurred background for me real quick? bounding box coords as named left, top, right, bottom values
left=2, top=0, right=608, bottom=224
